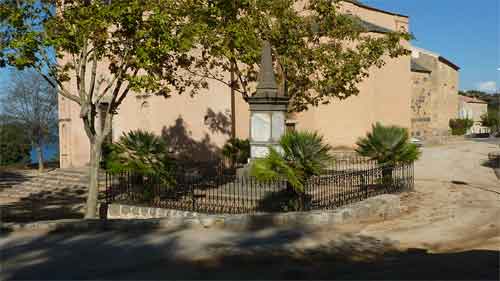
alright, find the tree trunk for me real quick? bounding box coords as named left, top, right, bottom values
left=230, top=61, right=236, bottom=140
left=84, top=140, right=102, bottom=219
left=36, top=145, right=44, bottom=173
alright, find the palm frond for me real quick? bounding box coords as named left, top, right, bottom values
left=356, top=122, right=421, bottom=165
left=251, top=131, right=332, bottom=194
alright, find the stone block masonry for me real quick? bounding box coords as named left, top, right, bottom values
left=3, top=194, right=400, bottom=232
left=106, top=194, right=401, bottom=229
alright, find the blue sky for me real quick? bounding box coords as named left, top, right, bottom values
left=363, top=0, right=499, bottom=93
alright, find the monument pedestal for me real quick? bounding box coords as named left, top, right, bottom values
left=246, top=41, right=289, bottom=160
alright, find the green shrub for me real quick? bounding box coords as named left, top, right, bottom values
left=258, top=189, right=313, bottom=212
left=449, top=118, right=474, bottom=135
left=356, top=123, right=421, bottom=165
left=251, top=131, right=333, bottom=194
left=481, top=111, right=499, bottom=133
left=222, top=138, right=250, bottom=167
left=356, top=123, right=420, bottom=187
left=103, top=130, right=175, bottom=187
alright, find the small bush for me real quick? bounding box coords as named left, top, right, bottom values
left=356, top=123, right=421, bottom=165
left=258, top=188, right=312, bottom=212
left=481, top=112, right=499, bottom=133
left=449, top=118, right=474, bottom=135
left=222, top=138, right=250, bottom=167
left=251, top=131, right=332, bottom=195
left=103, top=130, right=175, bottom=201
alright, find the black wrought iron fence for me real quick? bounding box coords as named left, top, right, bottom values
left=104, top=160, right=413, bottom=214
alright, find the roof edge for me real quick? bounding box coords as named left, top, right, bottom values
left=438, top=56, right=460, bottom=71
left=343, top=0, right=409, bottom=18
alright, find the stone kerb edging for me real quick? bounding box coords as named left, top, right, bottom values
left=2, top=195, right=400, bottom=233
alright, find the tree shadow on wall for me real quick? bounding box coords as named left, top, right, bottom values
left=204, top=108, right=231, bottom=137
left=161, top=114, right=229, bottom=162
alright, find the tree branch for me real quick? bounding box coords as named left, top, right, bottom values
left=95, top=48, right=130, bottom=103
left=231, top=59, right=250, bottom=99
left=78, top=39, right=89, bottom=101
left=185, top=67, right=247, bottom=96
left=88, top=52, right=98, bottom=102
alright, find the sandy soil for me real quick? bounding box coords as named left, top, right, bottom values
left=359, top=139, right=500, bottom=252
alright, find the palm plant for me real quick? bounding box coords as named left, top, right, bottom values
left=104, top=130, right=175, bottom=187
left=356, top=123, right=420, bottom=186
left=222, top=138, right=250, bottom=167
left=251, top=131, right=333, bottom=204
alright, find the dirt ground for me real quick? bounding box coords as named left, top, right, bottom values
left=360, top=138, right=500, bottom=252
left=1, top=139, right=499, bottom=280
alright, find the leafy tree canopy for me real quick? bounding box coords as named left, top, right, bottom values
left=185, top=0, right=412, bottom=112
left=0, top=117, right=31, bottom=166
left=1, top=0, right=208, bottom=218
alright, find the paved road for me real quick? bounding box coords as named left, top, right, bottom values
left=1, top=140, right=499, bottom=280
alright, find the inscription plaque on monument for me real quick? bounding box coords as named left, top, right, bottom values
left=271, top=112, right=285, bottom=141
left=251, top=145, right=269, bottom=158
left=251, top=113, right=271, bottom=142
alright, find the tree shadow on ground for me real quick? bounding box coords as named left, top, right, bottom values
left=1, top=217, right=498, bottom=280
left=0, top=186, right=107, bottom=223
left=0, top=170, right=33, bottom=193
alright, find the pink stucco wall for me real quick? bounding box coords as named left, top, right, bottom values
left=58, top=1, right=413, bottom=168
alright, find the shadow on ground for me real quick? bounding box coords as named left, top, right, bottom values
left=0, top=188, right=107, bottom=223
left=0, top=170, right=32, bottom=192
left=1, top=220, right=498, bottom=280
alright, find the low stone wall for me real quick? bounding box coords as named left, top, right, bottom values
left=106, top=194, right=400, bottom=229
left=2, top=195, right=401, bottom=233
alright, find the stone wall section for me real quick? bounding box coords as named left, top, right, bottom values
left=411, top=49, right=459, bottom=143
left=106, top=194, right=401, bottom=229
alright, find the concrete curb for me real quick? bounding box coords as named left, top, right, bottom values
left=2, top=194, right=400, bottom=233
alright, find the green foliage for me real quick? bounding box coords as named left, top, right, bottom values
left=185, top=0, right=412, bottom=112
left=449, top=118, right=474, bottom=136
left=0, top=118, right=31, bottom=166
left=0, top=0, right=205, bottom=97
left=258, top=189, right=313, bottom=212
left=251, top=131, right=333, bottom=193
left=222, top=138, right=250, bottom=166
left=1, top=1, right=207, bottom=217
left=481, top=111, right=499, bottom=133
left=104, top=130, right=175, bottom=185
left=355, top=123, right=421, bottom=165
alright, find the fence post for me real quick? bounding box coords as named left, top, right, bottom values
left=361, top=174, right=368, bottom=199
left=104, top=172, right=108, bottom=204
left=190, top=177, right=196, bottom=212
left=410, top=162, right=415, bottom=191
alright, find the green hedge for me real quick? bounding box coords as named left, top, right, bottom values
left=449, top=118, right=474, bottom=135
